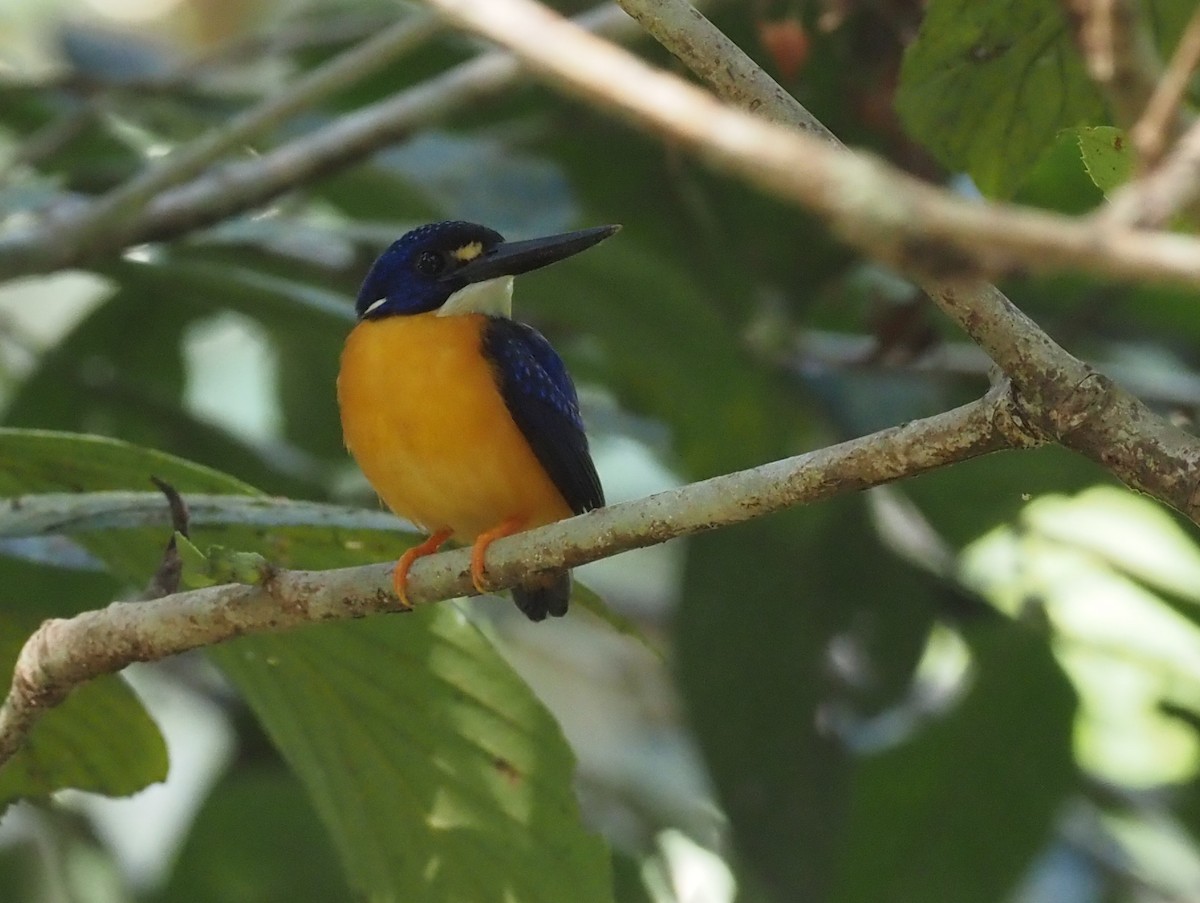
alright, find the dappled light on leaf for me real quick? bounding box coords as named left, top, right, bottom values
left=964, top=487, right=1200, bottom=785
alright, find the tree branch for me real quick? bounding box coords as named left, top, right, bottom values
left=0, top=492, right=412, bottom=537
left=421, top=0, right=1200, bottom=523
left=7, top=13, right=440, bottom=273
left=0, top=3, right=659, bottom=281
left=4, top=0, right=1199, bottom=796
left=1130, top=4, right=1200, bottom=166
left=420, top=0, right=1200, bottom=290
left=0, top=388, right=1028, bottom=767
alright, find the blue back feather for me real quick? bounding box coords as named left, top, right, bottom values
left=481, top=317, right=604, bottom=514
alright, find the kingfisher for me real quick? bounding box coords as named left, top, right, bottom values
left=337, top=220, right=618, bottom=621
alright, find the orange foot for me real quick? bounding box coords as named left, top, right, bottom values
left=393, top=528, right=453, bottom=608
left=470, top=517, right=526, bottom=595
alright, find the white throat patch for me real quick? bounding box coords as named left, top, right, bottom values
left=437, top=276, right=514, bottom=318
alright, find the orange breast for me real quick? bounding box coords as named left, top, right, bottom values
left=337, top=312, right=573, bottom=540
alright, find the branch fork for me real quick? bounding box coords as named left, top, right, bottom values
left=5, top=0, right=1200, bottom=784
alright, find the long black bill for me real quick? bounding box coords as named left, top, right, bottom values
left=450, top=224, right=620, bottom=284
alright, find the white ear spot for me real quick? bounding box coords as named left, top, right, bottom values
left=363, top=297, right=388, bottom=315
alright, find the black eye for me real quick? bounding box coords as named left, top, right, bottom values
left=415, top=250, right=445, bottom=276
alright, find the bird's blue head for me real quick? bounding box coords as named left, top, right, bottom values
left=355, top=220, right=620, bottom=320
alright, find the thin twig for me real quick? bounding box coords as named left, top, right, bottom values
left=1132, top=5, right=1200, bottom=166
left=142, top=477, right=191, bottom=599
left=617, top=0, right=834, bottom=140
left=176, top=13, right=409, bottom=83
left=0, top=492, right=412, bottom=537
left=1062, top=0, right=1164, bottom=133
left=0, top=14, right=403, bottom=178
left=0, top=389, right=1026, bottom=767
left=0, top=3, right=670, bottom=280
left=0, top=104, right=104, bottom=180
left=32, top=13, right=441, bottom=265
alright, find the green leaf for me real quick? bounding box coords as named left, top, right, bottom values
left=0, top=647, right=169, bottom=806
left=0, top=428, right=262, bottom=580
left=610, top=850, right=655, bottom=903
left=896, top=0, right=1104, bottom=197
left=1073, top=126, right=1134, bottom=194
left=0, top=429, right=257, bottom=498
left=2, top=269, right=323, bottom=499
left=572, top=582, right=662, bottom=661
left=1015, top=127, right=1105, bottom=213
left=830, top=623, right=1078, bottom=903
left=677, top=500, right=938, bottom=901
left=906, top=444, right=1108, bottom=547
left=526, top=239, right=805, bottom=476
left=0, top=558, right=167, bottom=809
left=0, top=430, right=226, bottom=806
left=199, top=542, right=272, bottom=586
left=0, top=86, right=141, bottom=190
left=215, top=611, right=612, bottom=903
left=173, top=531, right=214, bottom=588
left=0, top=429, right=613, bottom=900
left=148, top=767, right=355, bottom=903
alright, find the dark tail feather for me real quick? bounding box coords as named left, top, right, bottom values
left=512, top=572, right=571, bottom=621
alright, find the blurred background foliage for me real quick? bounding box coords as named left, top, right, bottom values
left=1, top=0, right=1200, bottom=901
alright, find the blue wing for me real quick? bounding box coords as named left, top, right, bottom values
left=481, top=317, right=604, bottom=514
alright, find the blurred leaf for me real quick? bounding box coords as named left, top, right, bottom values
left=1023, top=486, right=1200, bottom=604
left=964, top=487, right=1200, bottom=788
left=572, top=582, right=661, bottom=660
left=0, top=836, right=35, bottom=901
left=610, top=850, right=655, bottom=903
left=5, top=279, right=189, bottom=446
left=547, top=108, right=853, bottom=318
left=524, top=239, right=811, bottom=476
left=1015, top=126, right=1105, bottom=214
left=216, top=608, right=613, bottom=903
left=0, top=429, right=612, bottom=900
left=1074, top=126, right=1133, bottom=195
left=1148, top=2, right=1200, bottom=60
left=905, top=445, right=1108, bottom=547
left=4, top=264, right=324, bottom=497
left=0, top=428, right=260, bottom=579
left=0, top=428, right=253, bottom=494
left=58, top=24, right=172, bottom=81
left=147, top=767, right=354, bottom=903
left=374, top=132, right=580, bottom=235
left=194, top=218, right=358, bottom=271
left=0, top=86, right=141, bottom=190
left=896, top=0, right=1103, bottom=197
left=109, top=253, right=355, bottom=466
left=830, top=623, right=1078, bottom=903
left=1170, top=717, right=1200, bottom=846
left=317, top=32, right=475, bottom=112
left=0, top=556, right=166, bottom=810
left=315, top=160, right=439, bottom=223
left=678, top=501, right=937, bottom=902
